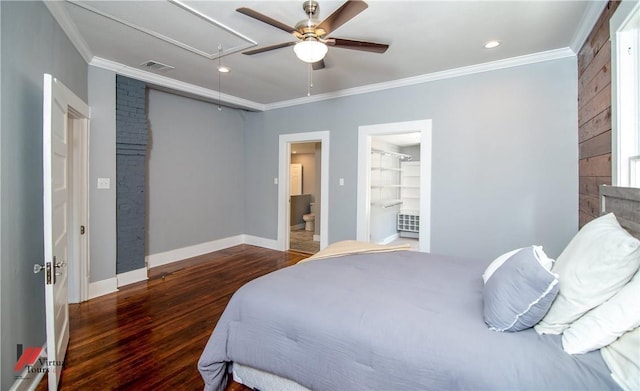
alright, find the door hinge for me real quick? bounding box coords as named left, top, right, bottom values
left=80, top=225, right=85, bottom=235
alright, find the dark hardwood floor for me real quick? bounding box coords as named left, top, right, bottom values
left=37, top=245, right=308, bottom=391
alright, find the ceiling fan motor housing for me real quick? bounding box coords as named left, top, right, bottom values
left=297, top=1, right=325, bottom=39
left=303, top=1, right=319, bottom=17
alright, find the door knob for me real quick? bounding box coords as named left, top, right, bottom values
left=34, top=264, right=45, bottom=274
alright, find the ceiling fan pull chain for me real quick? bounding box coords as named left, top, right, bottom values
left=217, top=44, right=223, bottom=111
left=307, top=63, right=313, bottom=96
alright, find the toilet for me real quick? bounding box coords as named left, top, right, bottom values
left=303, top=203, right=316, bottom=231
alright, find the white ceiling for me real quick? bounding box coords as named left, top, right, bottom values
left=49, top=0, right=605, bottom=110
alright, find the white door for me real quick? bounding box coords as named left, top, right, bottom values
left=290, top=163, right=303, bottom=195
left=42, top=74, right=89, bottom=389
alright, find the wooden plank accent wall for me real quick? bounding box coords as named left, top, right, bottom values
left=578, top=1, right=621, bottom=228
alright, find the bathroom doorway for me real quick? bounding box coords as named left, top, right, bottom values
left=357, top=120, right=432, bottom=252
left=289, top=142, right=321, bottom=254
left=278, top=131, right=330, bottom=253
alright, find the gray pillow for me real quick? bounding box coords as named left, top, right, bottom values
left=483, top=247, right=559, bottom=332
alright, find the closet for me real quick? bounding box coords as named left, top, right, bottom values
left=369, top=146, right=420, bottom=244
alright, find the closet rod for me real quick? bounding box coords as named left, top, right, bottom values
left=370, top=148, right=412, bottom=160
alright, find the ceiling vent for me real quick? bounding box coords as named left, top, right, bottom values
left=140, top=61, right=175, bottom=72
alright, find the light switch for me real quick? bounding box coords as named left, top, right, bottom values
left=274, top=178, right=278, bottom=185
left=97, top=178, right=110, bottom=189
left=339, top=178, right=345, bottom=186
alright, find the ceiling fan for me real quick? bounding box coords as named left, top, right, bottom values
left=237, top=0, right=389, bottom=70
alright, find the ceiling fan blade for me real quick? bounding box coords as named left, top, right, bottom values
left=312, top=59, right=325, bottom=70
left=243, top=42, right=296, bottom=55
left=328, top=38, right=389, bottom=53
left=316, top=0, right=368, bottom=36
left=237, top=7, right=298, bottom=35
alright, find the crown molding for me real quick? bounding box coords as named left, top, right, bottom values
left=44, top=1, right=93, bottom=63
left=89, top=57, right=265, bottom=111
left=265, top=47, right=576, bottom=111
left=570, top=1, right=608, bottom=53
left=90, top=47, right=574, bottom=113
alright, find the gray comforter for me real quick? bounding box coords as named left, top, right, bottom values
left=198, top=250, right=620, bottom=391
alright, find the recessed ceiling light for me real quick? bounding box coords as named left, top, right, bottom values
left=484, top=41, right=501, bottom=49
left=218, top=66, right=230, bottom=73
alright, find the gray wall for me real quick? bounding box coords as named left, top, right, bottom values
left=88, top=66, right=116, bottom=283
left=0, top=2, right=88, bottom=389
left=244, top=57, right=578, bottom=261
left=146, top=89, right=246, bottom=255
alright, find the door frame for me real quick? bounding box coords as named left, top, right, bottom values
left=356, top=120, right=432, bottom=252
left=278, top=131, right=330, bottom=251
left=67, top=112, right=90, bottom=304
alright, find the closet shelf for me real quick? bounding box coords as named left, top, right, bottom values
left=371, top=148, right=412, bottom=161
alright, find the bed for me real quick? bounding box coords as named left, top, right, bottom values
left=199, top=186, right=640, bottom=391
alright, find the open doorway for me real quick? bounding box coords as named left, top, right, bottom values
left=357, top=120, right=432, bottom=252
left=289, top=142, right=321, bottom=254
left=278, top=131, right=330, bottom=252
left=369, top=133, right=421, bottom=250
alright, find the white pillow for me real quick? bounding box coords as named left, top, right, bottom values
left=535, top=213, right=640, bottom=335
left=483, top=246, right=553, bottom=284
left=562, top=269, right=640, bottom=354
left=601, top=326, right=640, bottom=391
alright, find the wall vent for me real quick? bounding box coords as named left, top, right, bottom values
left=140, top=61, right=175, bottom=72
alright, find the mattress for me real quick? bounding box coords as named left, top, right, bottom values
left=232, top=363, right=310, bottom=391
left=199, top=250, right=620, bottom=391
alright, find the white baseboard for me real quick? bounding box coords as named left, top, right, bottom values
left=88, top=277, right=118, bottom=299
left=88, top=235, right=279, bottom=301
left=9, top=343, right=47, bottom=391
left=117, top=267, right=148, bottom=287
left=380, top=233, right=400, bottom=245
left=146, top=235, right=245, bottom=269
left=243, top=235, right=278, bottom=250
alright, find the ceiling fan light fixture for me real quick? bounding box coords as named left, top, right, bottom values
left=294, top=39, right=328, bottom=63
